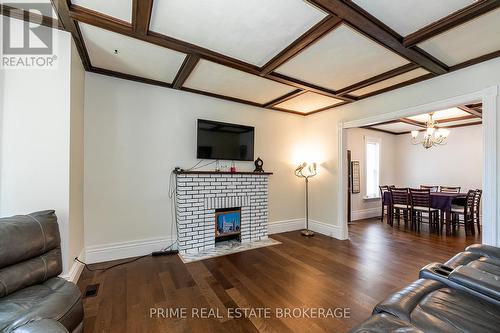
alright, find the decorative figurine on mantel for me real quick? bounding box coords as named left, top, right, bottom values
left=254, top=157, right=264, bottom=172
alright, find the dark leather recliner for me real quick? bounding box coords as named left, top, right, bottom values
left=350, top=244, right=500, bottom=333
left=0, top=211, right=83, bottom=333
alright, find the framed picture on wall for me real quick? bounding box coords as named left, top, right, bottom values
left=351, top=161, right=360, bottom=194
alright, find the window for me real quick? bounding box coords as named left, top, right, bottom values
left=365, top=136, right=380, bottom=199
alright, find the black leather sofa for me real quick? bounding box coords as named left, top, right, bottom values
left=349, top=244, right=500, bottom=333
left=0, top=211, right=83, bottom=333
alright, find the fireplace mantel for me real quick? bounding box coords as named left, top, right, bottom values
left=174, top=170, right=273, bottom=175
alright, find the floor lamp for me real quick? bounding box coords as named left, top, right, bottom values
left=295, top=162, right=317, bottom=236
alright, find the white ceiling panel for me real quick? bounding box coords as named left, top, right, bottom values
left=80, top=23, right=186, bottom=83
left=72, top=0, right=132, bottom=22
left=183, top=60, right=296, bottom=104
left=274, top=92, right=343, bottom=113
left=350, top=68, right=430, bottom=97
left=407, top=108, right=470, bottom=123
left=417, top=8, right=500, bottom=66
left=352, top=0, right=475, bottom=36
left=3, top=0, right=58, bottom=18
left=275, top=24, right=410, bottom=90
left=149, top=0, right=327, bottom=66
left=371, top=122, right=421, bottom=133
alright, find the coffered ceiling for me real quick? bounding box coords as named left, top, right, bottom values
left=2, top=0, right=499, bottom=116
left=365, top=104, right=483, bottom=135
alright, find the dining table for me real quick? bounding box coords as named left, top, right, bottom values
left=383, top=191, right=467, bottom=235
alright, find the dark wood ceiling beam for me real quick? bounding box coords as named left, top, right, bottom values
left=91, top=66, right=173, bottom=88
left=361, top=126, right=399, bottom=135
left=259, top=15, right=342, bottom=75
left=263, top=89, right=305, bottom=108
left=309, top=0, right=448, bottom=75
left=440, top=121, right=482, bottom=129
left=132, top=0, right=153, bottom=36
left=266, top=72, right=356, bottom=102
left=355, top=72, right=435, bottom=99
left=458, top=106, right=483, bottom=118
left=399, top=118, right=427, bottom=128
left=51, top=0, right=91, bottom=70
left=337, top=63, right=419, bottom=95
left=172, top=54, right=200, bottom=89
left=449, top=50, right=500, bottom=72
left=404, top=0, right=500, bottom=47
left=1, top=4, right=63, bottom=30
left=306, top=101, right=351, bottom=115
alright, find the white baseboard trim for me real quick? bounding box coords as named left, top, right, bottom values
left=309, top=219, right=345, bottom=239
left=351, top=207, right=380, bottom=221
left=268, top=218, right=345, bottom=240
left=84, top=218, right=346, bottom=265
left=61, top=249, right=85, bottom=283
left=268, top=218, right=304, bottom=234
left=85, top=236, right=175, bottom=264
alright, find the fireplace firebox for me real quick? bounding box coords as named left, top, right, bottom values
left=215, top=208, right=241, bottom=242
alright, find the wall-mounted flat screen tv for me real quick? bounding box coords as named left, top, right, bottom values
left=197, top=119, right=254, bottom=161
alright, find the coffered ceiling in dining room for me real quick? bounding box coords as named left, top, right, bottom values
left=371, top=122, right=422, bottom=134
left=407, top=107, right=471, bottom=123
left=19, top=0, right=500, bottom=115
left=149, top=0, right=327, bottom=66
left=366, top=105, right=482, bottom=135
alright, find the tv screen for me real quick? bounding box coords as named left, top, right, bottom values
left=197, top=119, right=254, bottom=161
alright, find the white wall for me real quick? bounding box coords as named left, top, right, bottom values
left=395, top=124, right=482, bottom=191
left=346, top=128, right=397, bottom=220
left=68, top=40, right=86, bottom=264
left=305, top=57, right=500, bottom=244
left=83, top=73, right=306, bottom=252
left=0, top=18, right=85, bottom=273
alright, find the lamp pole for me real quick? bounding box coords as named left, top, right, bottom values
left=295, top=162, right=316, bottom=237
left=302, top=175, right=314, bottom=236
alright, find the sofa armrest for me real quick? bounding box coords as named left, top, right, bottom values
left=373, top=279, right=443, bottom=322
left=12, top=319, right=69, bottom=333
left=465, top=244, right=500, bottom=259
left=348, top=313, right=424, bottom=333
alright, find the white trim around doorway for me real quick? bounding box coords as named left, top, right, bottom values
left=337, top=86, right=498, bottom=246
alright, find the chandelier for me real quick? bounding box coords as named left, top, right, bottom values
left=410, top=112, right=450, bottom=149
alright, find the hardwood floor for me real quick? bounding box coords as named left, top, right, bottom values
left=77, top=218, right=480, bottom=333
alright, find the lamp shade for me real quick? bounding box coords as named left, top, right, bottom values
left=295, top=162, right=317, bottom=178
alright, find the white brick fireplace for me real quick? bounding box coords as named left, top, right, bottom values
left=175, top=171, right=272, bottom=254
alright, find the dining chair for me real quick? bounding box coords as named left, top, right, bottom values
left=473, top=189, right=482, bottom=233
left=451, top=190, right=476, bottom=236
left=420, top=185, right=439, bottom=192
left=409, top=188, right=440, bottom=233
left=378, top=185, right=389, bottom=222
left=440, top=186, right=461, bottom=193
left=378, top=185, right=395, bottom=222
left=389, top=187, right=410, bottom=228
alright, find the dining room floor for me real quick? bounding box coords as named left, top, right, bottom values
left=77, top=218, right=481, bottom=333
